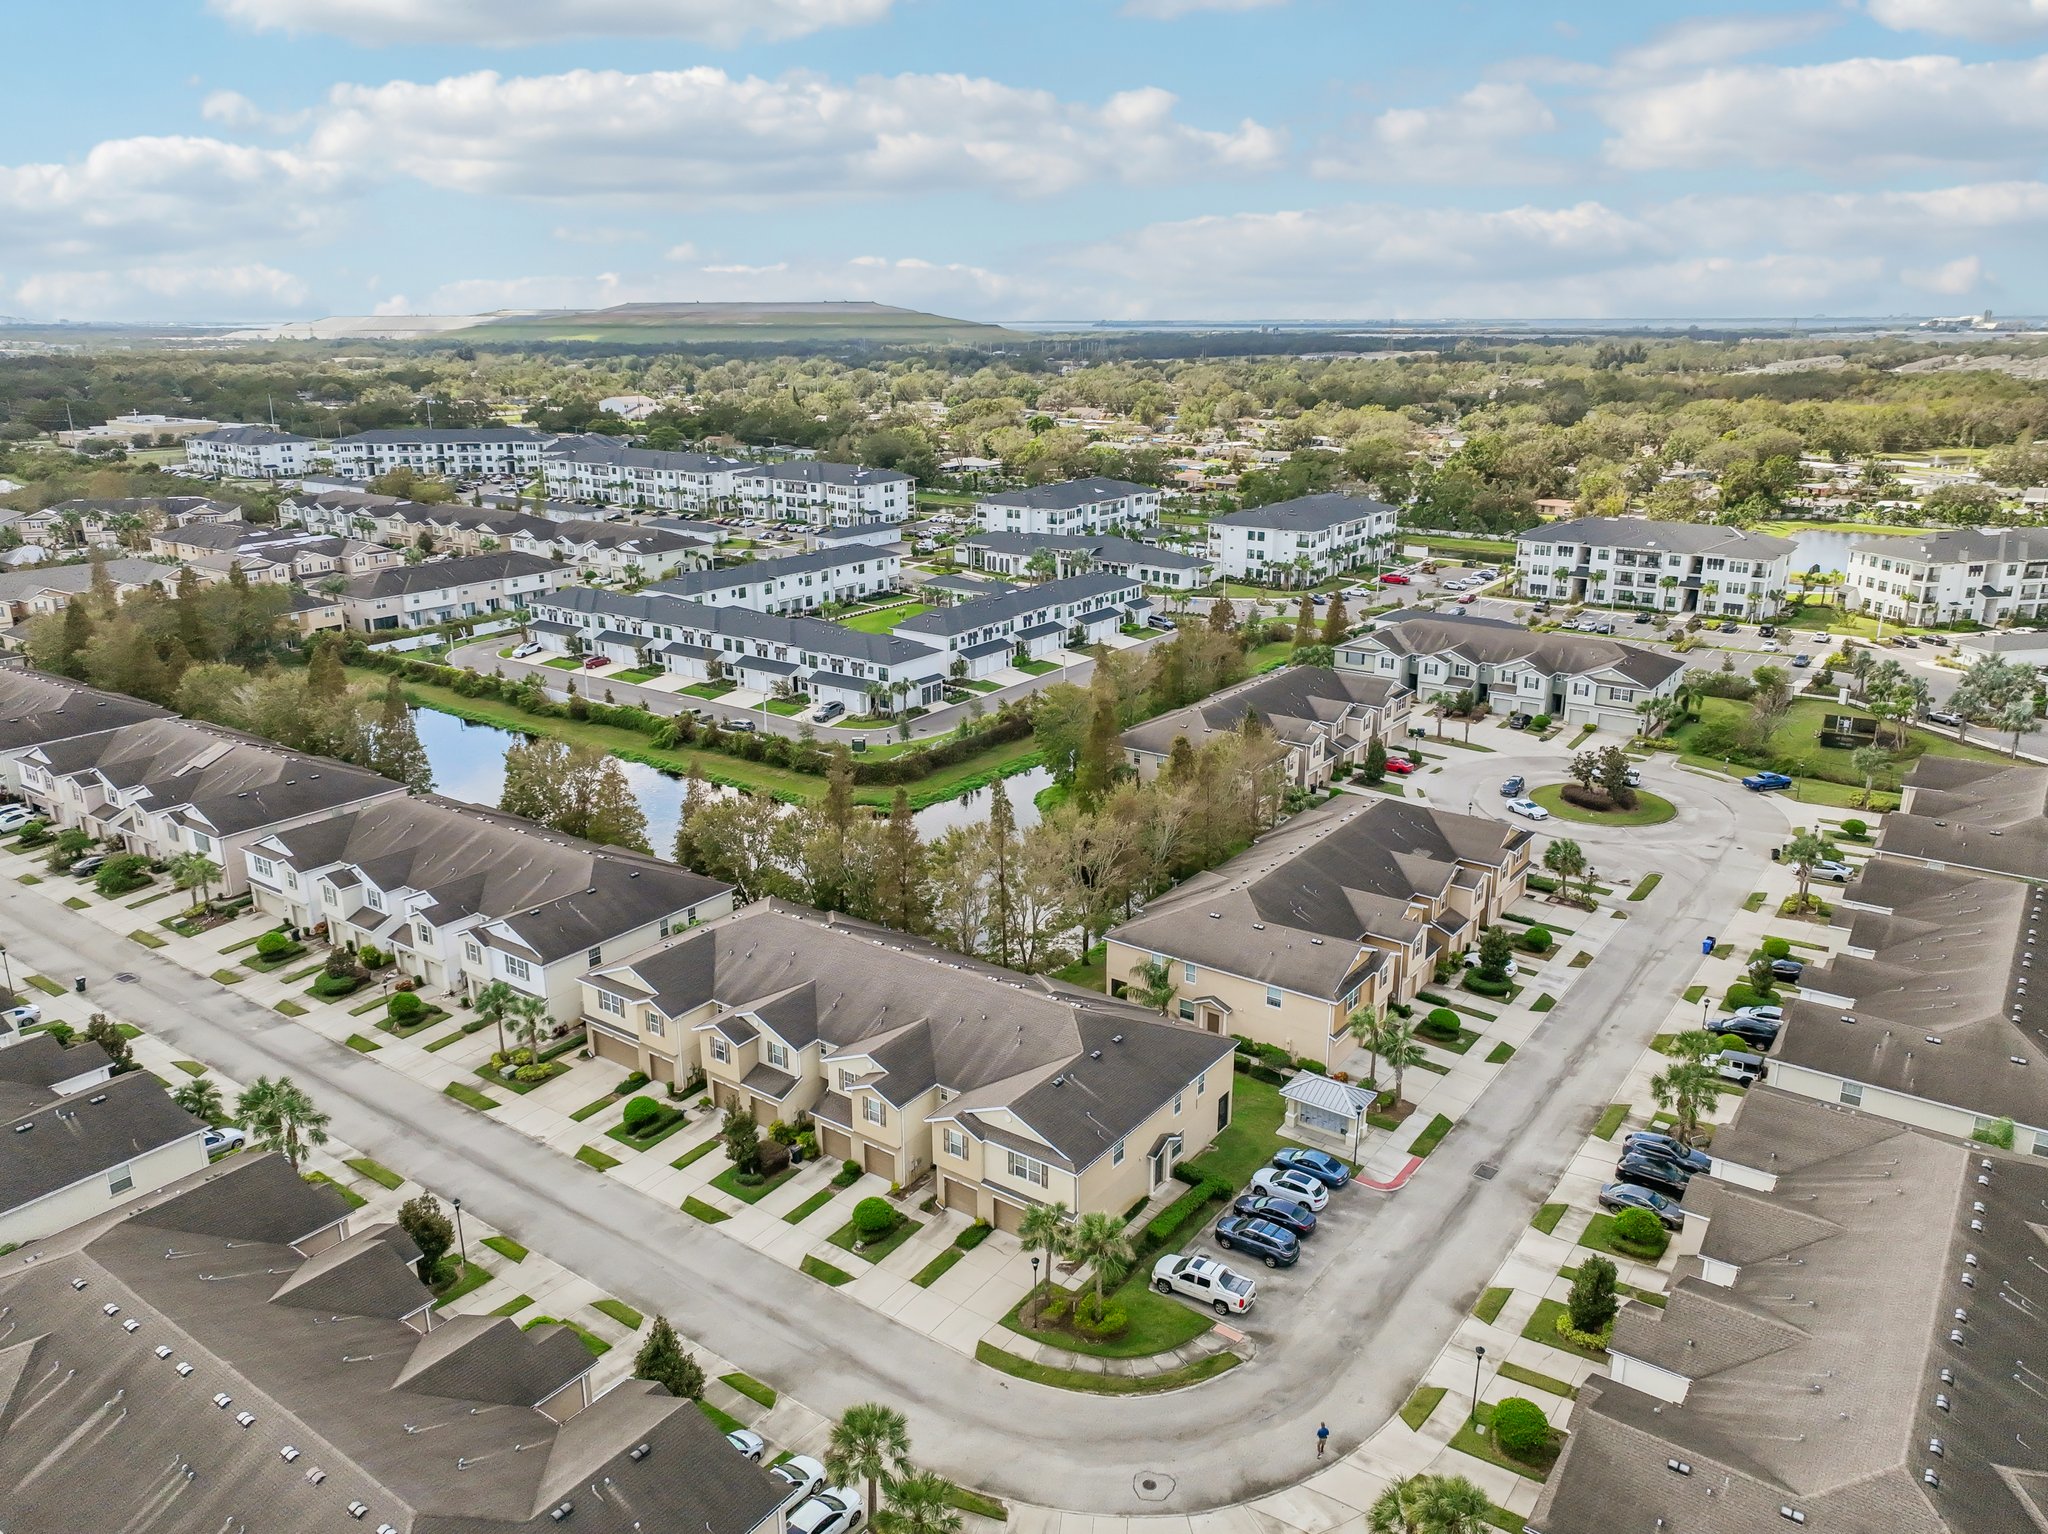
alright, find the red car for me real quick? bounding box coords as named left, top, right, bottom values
left=1456, top=593, right=1476, bottom=604
left=581, top=655, right=610, bottom=669
left=1380, top=572, right=1411, bottom=585
left=1383, top=758, right=1415, bottom=775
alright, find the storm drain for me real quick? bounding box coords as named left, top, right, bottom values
left=1473, top=1162, right=1499, bottom=1180
left=113, top=973, right=138, bottom=984
left=1134, top=1474, right=1175, bottom=1502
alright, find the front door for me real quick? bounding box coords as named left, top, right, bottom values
left=1217, top=1091, right=1231, bottom=1133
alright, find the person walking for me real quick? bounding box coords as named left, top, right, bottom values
left=1316, top=1422, right=1330, bottom=1458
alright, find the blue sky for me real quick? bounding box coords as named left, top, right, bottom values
left=6, top=0, right=2048, bottom=323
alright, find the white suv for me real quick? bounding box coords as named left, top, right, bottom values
left=1151, top=1253, right=1257, bottom=1315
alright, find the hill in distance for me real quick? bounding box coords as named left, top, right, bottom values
left=469, top=300, right=1020, bottom=345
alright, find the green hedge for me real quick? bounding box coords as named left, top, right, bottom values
left=1138, top=1179, right=1229, bottom=1261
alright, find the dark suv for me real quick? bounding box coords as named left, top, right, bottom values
left=1615, top=1153, right=1692, bottom=1199
left=1214, top=1215, right=1301, bottom=1268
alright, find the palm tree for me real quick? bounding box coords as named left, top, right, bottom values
left=1065, top=1210, right=1135, bottom=1321
left=874, top=1472, right=963, bottom=1534
left=1849, top=744, right=1891, bottom=807
left=235, top=1076, right=330, bottom=1170
left=824, top=1403, right=912, bottom=1519
left=1377, top=1016, right=1429, bottom=1108
left=506, top=993, right=551, bottom=1055
left=1413, top=1475, right=1493, bottom=1534
left=1017, top=1201, right=1070, bottom=1320
left=1370, top=1476, right=1427, bottom=1534
left=1131, top=957, right=1177, bottom=1013
left=1784, top=829, right=1834, bottom=914
left=472, top=979, right=518, bottom=1056
left=167, top=851, right=223, bottom=910
left=1650, top=1031, right=1723, bottom=1146
left=1347, top=1004, right=1388, bottom=1088
left=1999, top=697, right=2040, bottom=757
left=171, top=1073, right=223, bottom=1123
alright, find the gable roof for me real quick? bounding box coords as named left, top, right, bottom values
left=1352, top=610, right=1684, bottom=688
left=1213, top=492, right=1396, bottom=532
left=1524, top=515, right=1797, bottom=560
left=0, top=670, right=173, bottom=753
left=894, top=571, right=1139, bottom=638
left=1122, top=665, right=1405, bottom=759
left=342, top=552, right=559, bottom=599
left=977, top=476, right=1154, bottom=510
left=0, top=1069, right=203, bottom=1214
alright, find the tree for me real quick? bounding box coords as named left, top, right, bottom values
left=1072, top=686, right=1122, bottom=810
left=1542, top=838, right=1587, bottom=902
left=397, top=1192, right=455, bottom=1285
left=1319, top=593, right=1349, bottom=646
left=721, top=1104, right=762, bottom=1174
left=371, top=678, right=435, bottom=793
left=633, top=1315, right=706, bottom=1400
left=874, top=1471, right=964, bottom=1534
left=168, top=851, right=223, bottom=909
left=1362, top=736, right=1388, bottom=784
left=1475, top=925, right=1514, bottom=982
left=1065, top=1208, right=1135, bottom=1320
left=235, top=1075, right=330, bottom=1169
left=505, top=992, right=550, bottom=1055
left=1412, top=1476, right=1493, bottom=1534
left=825, top=1403, right=912, bottom=1519
left=1849, top=744, right=1892, bottom=808
left=1017, top=1200, right=1070, bottom=1318
left=1375, top=1015, right=1428, bottom=1108
left=1784, top=828, right=1834, bottom=913
left=1565, top=1254, right=1620, bottom=1336
left=1650, top=1031, right=1724, bottom=1145
left=171, top=1073, right=224, bottom=1122
left=1999, top=696, right=2041, bottom=757
left=306, top=635, right=348, bottom=702
left=1370, top=1477, right=1427, bottom=1534
left=1292, top=593, right=1316, bottom=645
left=1131, top=956, right=1178, bottom=1014
left=82, top=1015, right=136, bottom=1075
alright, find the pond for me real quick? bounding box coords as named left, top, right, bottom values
left=1779, top=526, right=1923, bottom=576
left=408, top=707, right=1049, bottom=857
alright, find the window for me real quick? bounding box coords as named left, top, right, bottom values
left=364, top=887, right=384, bottom=912
left=1266, top=984, right=1282, bottom=1009
left=323, top=885, right=336, bottom=906
left=107, top=1163, right=134, bottom=1196
left=415, top=923, right=432, bottom=947
left=1184, top=961, right=1196, bottom=984
left=711, top=1038, right=730, bottom=1064
left=944, top=1127, right=966, bottom=1158
left=863, top=1096, right=887, bottom=1126
left=1839, top=1081, right=1864, bottom=1107
left=647, top=1015, right=664, bottom=1037
left=839, top=1068, right=857, bottom=1091
left=190, top=831, right=212, bottom=854
left=1173, top=1092, right=1183, bottom=1116
left=596, top=990, right=625, bottom=1017
left=1178, top=1000, right=1195, bottom=1021
left=1006, top=1149, right=1050, bottom=1187
left=252, top=855, right=275, bottom=881
left=588, top=946, right=602, bottom=967
left=464, top=941, right=481, bottom=964
left=1112, top=1139, right=1126, bottom=1166
left=767, top=1041, right=790, bottom=1070
left=1196, top=1071, right=1207, bottom=1096
left=503, top=955, right=531, bottom=982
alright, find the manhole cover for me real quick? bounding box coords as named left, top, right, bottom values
left=113, top=973, right=138, bottom=984
left=1473, top=1162, right=1499, bottom=1180
left=1133, top=1474, right=1175, bottom=1502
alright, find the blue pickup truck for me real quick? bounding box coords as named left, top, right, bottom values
left=1741, top=771, right=1794, bottom=792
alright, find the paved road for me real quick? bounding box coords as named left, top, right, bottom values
left=0, top=760, right=1780, bottom=1514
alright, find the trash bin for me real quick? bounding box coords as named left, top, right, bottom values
left=74, top=975, right=87, bottom=993
left=1701, top=937, right=1716, bottom=955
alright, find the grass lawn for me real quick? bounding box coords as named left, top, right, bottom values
left=763, top=697, right=808, bottom=716
left=1521, top=1297, right=1609, bottom=1361
left=1053, top=942, right=1108, bottom=992
left=1449, top=1401, right=1560, bottom=1482
left=1400, top=1384, right=1447, bottom=1431
left=1473, top=1286, right=1511, bottom=1324
left=672, top=1138, right=720, bottom=1170
left=1628, top=873, right=1663, bottom=902
left=697, top=1399, right=747, bottom=1435
left=1672, top=695, right=2014, bottom=796
left=524, top=1316, right=611, bottom=1357
left=711, top=1163, right=800, bottom=1204
left=682, top=1196, right=729, bottom=1223
left=1530, top=993, right=1556, bottom=1013
left=802, top=1254, right=855, bottom=1286
left=783, top=1188, right=837, bottom=1225
left=1176, top=1071, right=1284, bottom=1188
left=827, top=1213, right=924, bottom=1264
left=945, top=1486, right=1009, bottom=1522
left=1496, top=1360, right=1578, bottom=1399
left=429, top=1258, right=494, bottom=1310
left=720, top=1371, right=778, bottom=1409
left=1002, top=1271, right=1215, bottom=1360
left=613, top=667, right=663, bottom=683
left=1014, top=658, right=1059, bottom=676
left=492, top=1294, right=534, bottom=1316
left=481, top=1235, right=528, bottom=1263
left=344, top=1156, right=404, bottom=1191
left=1532, top=1203, right=1567, bottom=1234
left=913, top=1248, right=964, bottom=1287
left=569, top=1091, right=623, bottom=1122
left=592, top=1298, right=644, bottom=1330
left=603, top=1105, right=692, bottom=1151
left=1527, top=783, right=1677, bottom=827
left=274, top=1000, right=308, bottom=1017
left=840, top=602, right=931, bottom=633
left=974, top=1341, right=1238, bottom=1395
left=1593, top=1103, right=1630, bottom=1139
left=680, top=680, right=739, bottom=700
left=575, top=1145, right=621, bottom=1172
left=172, top=1060, right=208, bottom=1077
left=344, top=1033, right=381, bottom=1053
left=1408, top=1114, right=1454, bottom=1158
left=1577, top=1214, right=1669, bottom=1266
left=1486, top=1042, right=1516, bottom=1064
left=23, top=974, right=64, bottom=995
left=444, top=1081, right=498, bottom=1111
left=127, top=928, right=167, bottom=948
left=1683, top=984, right=1709, bottom=1004
left=377, top=1005, right=451, bottom=1038
left=302, top=1169, right=367, bottom=1210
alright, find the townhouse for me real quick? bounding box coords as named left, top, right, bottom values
left=540, top=432, right=750, bottom=512
left=0, top=1035, right=208, bottom=1251
left=1872, top=756, right=2048, bottom=883
left=337, top=551, right=563, bottom=632
left=1121, top=666, right=1411, bottom=788
left=529, top=586, right=949, bottom=715
left=149, top=522, right=402, bottom=583
left=1208, top=492, right=1398, bottom=583
left=649, top=546, right=901, bottom=614
left=1843, top=526, right=2048, bottom=626
left=734, top=460, right=915, bottom=525
left=962, top=531, right=1215, bottom=591
left=1103, top=796, right=1532, bottom=1067
left=14, top=715, right=403, bottom=894
left=512, top=519, right=710, bottom=582
left=1514, top=516, right=1795, bottom=618
left=0, top=1154, right=791, bottom=1534
left=580, top=901, right=1237, bottom=1226
left=892, top=571, right=1145, bottom=677
left=328, top=426, right=552, bottom=482
left=1337, top=611, right=1683, bottom=732
left=0, top=558, right=171, bottom=630
left=1533, top=1085, right=2045, bottom=1534
left=974, top=476, right=1161, bottom=537
left=34, top=495, right=242, bottom=548
left=810, top=519, right=902, bottom=552
left=0, top=671, right=172, bottom=795
left=246, top=794, right=734, bottom=1023
left=292, top=493, right=563, bottom=557
left=183, top=423, right=318, bottom=479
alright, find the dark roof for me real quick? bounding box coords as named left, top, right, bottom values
left=1123, top=665, right=1405, bottom=758
left=542, top=433, right=747, bottom=474
left=895, top=572, right=1141, bottom=639
left=342, top=552, right=560, bottom=599
left=1, top=1069, right=204, bottom=1213
left=535, top=585, right=942, bottom=670
left=0, top=670, right=172, bottom=752
left=977, top=476, right=1154, bottom=510
left=1877, top=755, right=2048, bottom=882
left=736, top=460, right=911, bottom=488
left=194, top=425, right=311, bottom=446
left=650, top=547, right=888, bottom=600
left=1350, top=610, right=1684, bottom=688
left=337, top=427, right=549, bottom=445
left=963, top=531, right=1210, bottom=571
left=1213, top=492, right=1397, bottom=532
left=1522, top=515, right=1797, bottom=559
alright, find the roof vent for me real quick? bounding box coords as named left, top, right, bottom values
left=1667, top=1460, right=1692, bottom=1475
left=102, top=1303, right=120, bottom=1317
left=1780, top=1511, right=1806, bottom=1526
left=306, top=1468, right=326, bottom=1485
left=213, top=1393, right=232, bottom=1409
left=1940, top=1367, right=1954, bottom=1384
left=1965, top=1252, right=1979, bottom=1267
left=549, top=1503, right=575, bottom=1523
left=1949, top=1329, right=1965, bottom=1344
left=70, top=1278, right=87, bottom=1291
left=122, top=1318, right=140, bottom=1333
left=1089, top=1050, right=1102, bottom=1060
left=236, top=1411, right=256, bottom=1428
left=1310, top=937, right=1324, bottom=945
left=1924, top=1470, right=1941, bottom=1488
left=347, top=1502, right=369, bottom=1520
left=2014, top=1057, right=2030, bottom=1066
left=1954, top=1308, right=1968, bottom=1323
left=281, top=1446, right=300, bottom=1462
left=88, top=1093, right=107, bottom=1105
left=15, top=1123, right=33, bottom=1134
left=1936, top=1392, right=1951, bottom=1411
left=1112, top=1034, right=1125, bottom=1045
left=1926, top=1036, right=1943, bottom=1045
left=1207, top=911, right=1220, bottom=919
left=629, top=1443, right=651, bottom=1462
left=176, top=1362, right=194, bottom=1376
left=154, top=1345, right=172, bottom=1359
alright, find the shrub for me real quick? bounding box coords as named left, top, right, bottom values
left=392, top=975, right=417, bottom=992
left=388, top=991, right=425, bottom=1021
left=1520, top=925, right=1553, bottom=953
left=95, top=853, right=151, bottom=895
left=1610, top=1207, right=1670, bottom=1258
left=325, top=948, right=365, bottom=980
left=1070, top=1300, right=1129, bottom=1340
left=957, top=1220, right=992, bottom=1250
left=1463, top=973, right=1513, bottom=998
left=255, top=931, right=292, bottom=957
left=620, top=1095, right=663, bottom=1132
left=515, top=1063, right=554, bottom=1083
left=1490, top=1397, right=1552, bottom=1459
left=1722, top=982, right=1771, bottom=1013
left=1420, top=1008, right=1463, bottom=1042
left=757, top=1138, right=791, bottom=1176
left=310, top=971, right=362, bottom=998
left=1566, top=1255, right=1621, bottom=1336
left=1839, top=818, right=1869, bottom=840
left=1528, top=714, right=1551, bottom=731
left=620, top=1071, right=651, bottom=1094
left=839, top=1159, right=863, bottom=1185
left=852, top=1197, right=897, bottom=1238
left=1554, top=1312, right=1612, bottom=1350
left=1761, top=936, right=1792, bottom=960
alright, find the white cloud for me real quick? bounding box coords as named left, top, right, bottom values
left=1867, top=0, right=2048, bottom=41
left=1902, top=254, right=1988, bottom=293
left=370, top=293, right=413, bottom=314
left=11, top=262, right=309, bottom=320
left=201, top=89, right=310, bottom=134
left=1600, top=53, right=2048, bottom=174
left=1612, top=12, right=1837, bottom=74
left=1313, top=82, right=1558, bottom=182
left=0, top=136, right=345, bottom=263
left=207, top=0, right=893, bottom=46
left=1121, top=0, right=1286, bottom=17
left=306, top=68, right=1282, bottom=202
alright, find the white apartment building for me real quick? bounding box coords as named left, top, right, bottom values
left=734, top=461, right=915, bottom=525
left=337, top=551, right=563, bottom=632
left=975, top=477, right=1161, bottom=536
left=329, top=427, right=550, bottom=482
left=1515, top=517, right=1795, bottom=618
left=1843, top=527, right=2048, bottom=626
left=648, top=547, right=900, bottom=614
left=962, top=531, right=1214, bottom=591
left=541, top=434, right=751, bottom=512
left=1208, top=492, right=1398, bottom=582
left=894, top=571, right=1144, bottom=675
left=184, top=425, right=318, bottom=479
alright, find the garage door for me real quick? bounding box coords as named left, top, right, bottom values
left=992, top=1197, right=1027, bottom=1234
left=863, top=1142, right=896, bottom=1179
left=820, top=1126, right=853, bottom=1162
left=592, top=1030, right=638, bottom=1069
left=943, top=1177, right=978, bottom=1215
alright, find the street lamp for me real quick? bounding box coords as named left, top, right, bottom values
left=1030, top=1254, right=1042, bottom=1324
left=0, top=943, right=12, bottom=1002
left=1473, top=1344, right=1487, bottom=1431
left=452, top=1197, right=467, bottom=1272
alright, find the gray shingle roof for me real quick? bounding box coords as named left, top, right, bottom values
left=1213, top=492, right=1396, bottom=532
left=963, top=530, right=1211, bottom=572
left=342, top=551, right=559, bottom=599
left=1353, top=610, right=1684, bottom=688
left=542, top=432, right=747, bottom=475
left=0, top=1069, right=203, bottom=1214
left=737, top=460, right=911, bottom=488
left=1522, top=515, right=1796, bottom=560
left=977, top=476, right=1154, bottom=510
left=1877, top=755, right=2048, bottom=882
left=651, top=547, right=884, bottom=600
left=1122, top=665, right=1404, bottom=759
left=895, top=571, right=1140, bottom=639
left=0, top=670, right=172, bottom=752
left=537, top=586, right=943, bottom=670
left=0, top=558, right=170, bottom=602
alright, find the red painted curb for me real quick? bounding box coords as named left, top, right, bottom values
left=1357, top=1156, right=1423, bottom=1191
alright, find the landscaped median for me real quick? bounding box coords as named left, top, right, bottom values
left=973, top=1339, right=1239, bottom=1395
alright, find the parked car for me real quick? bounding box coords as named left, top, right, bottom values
left=1462, top=951, right=1519, bottom=976
left=0, top=803, right=35, bottom=831
left=1383, top=758, right=1415, bottom=775
left=1379, top=572, right=1411, bottom=585
left=1758, top=624, right=1776, bottom=638
left=770, top=1457, right=827, bottom=1505
left=1620, top=1132, right=1711, bottom=1174
left=1456, top=593, right=1476, bottom=605
left=1791, top=652, right=1812, bottom=668
left=1769, top=956, right=1805, bottom=983
left=69, top=852, right=108, bottom=877
left=812, top=700, right=846, bottom=723
left=1732, top=1004, right=1783, bottom=1025
left=1715, top=1049, right=1768, bottom=1087
left=1214, top=1214, right=1301, bottom=1268
left=1711, top=1014, right=1781, bottom=1050
left=511, top=641, right=542, bottom=659
left=1633, top=611, right=1654, bottom=624
left=786, top=1489, right=864, bottom=1534
left=1500, top=775, right=1525, bottom=797
left=1598, top=1182, right=1686, bottom=1230
left=1811, top=858, right=1853, bottom=882
left=202, top=1126, right=247, bottom=1156
left=1615, top=1152, right=1694, bottom=1199
left=1623, top=767, right=1643, bottom=787
left=1232, top=1193, right=1318, bottom=1236
left=1899, top=637, right=1920, bottom=649
left=1718, top=620, right=1738, bottom=632
left=726, top=1429, right=766, bottom=1460
left=1272, top=1147, right=1350, bottom=1187
left=1505, top=797, right=1551, bottom=821
left=581, top=655, right=610, bottom=669
left=1741, top=771, right=1794, bottom=792
left=1249, top=1167, right=1330, bottom=1210
left=723, top=718, right=756, bottom=733
left=1924, top=709, right=1962, bottom=728
left=1151, top=1252, right=1257, bottom=1314
left=1, top=1003, right=42, bottom=1029
left=1507, top=713, right=1532, bottom=730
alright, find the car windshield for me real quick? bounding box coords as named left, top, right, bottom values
left=1219, top=1272, right=1253, bottom=1295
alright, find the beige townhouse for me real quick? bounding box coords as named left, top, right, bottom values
left=580, top=902, right=1237, bottom=1229
left=1122, top=664, right=1411, bottom=789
